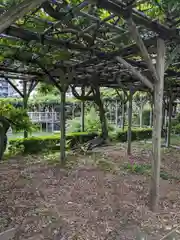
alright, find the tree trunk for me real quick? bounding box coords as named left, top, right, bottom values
left=95, top=88, right=108, bottom=140
left=0, top=118, right=9, bottom=161
left=60, top=90, right=66, bottom=163
left=127, top=90, right=133, bottom=155
left=98, top=99, right=108, bottom=140
left=150, top=38, right=165, bottom=212
left=0, top=130, right=5, bottom=160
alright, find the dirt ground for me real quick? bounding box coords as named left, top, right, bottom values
left=1, top=143, right=180, bottom=240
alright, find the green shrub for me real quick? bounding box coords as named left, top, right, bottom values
left=110, top=128, right=152, bottom=142
left=172, top=123, right=180, bottom=134
left=0, top=101, right=35, bottom=133
left=142, top=109, right=151, bottom=126
left=8, top=128, right=153, bottom=155
left=8, top=132, right=98, bottom=154
left=124, top=163, right=173, bottom=180
left=67, top=117, right=81, bottom=132
left=67, top=106, right=115, bottom=133
left=124, top=163, right=151, bottom=174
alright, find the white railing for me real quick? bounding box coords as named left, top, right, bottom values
left=28, top=112, right=60, bottom=122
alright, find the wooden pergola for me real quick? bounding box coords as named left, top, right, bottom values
left=0, top=0, right=180, bottom=211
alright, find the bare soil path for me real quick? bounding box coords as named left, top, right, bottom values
left=1, top=144, right=180, bottom=239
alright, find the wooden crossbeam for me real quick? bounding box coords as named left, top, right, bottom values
left=0, top=0, right=47, bottom=33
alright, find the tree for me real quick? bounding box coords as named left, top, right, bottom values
left=133, top=92, right=150, bottom=127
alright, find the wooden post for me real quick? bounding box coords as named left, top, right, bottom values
left=115, top=100, right=118, bottom=127
left=51, top=110, right=54, bottom=133
left=60, top=89, right=66, bottom=163
left=166, top=95, right=173, bottom=148
left=122, top=93, right=125, bottom=130
left=150, top=95, right=154, bottom=128
left=127, top=89, right=133, bottom=155
left=150, top=38, right=166, bottom=212
left=139, top=102, right=143, bottom=128
left=81, top=87, right=85, bottom=132
left=150, top=109, right=152, bottom=127
left=23, top=81, right=28, bottom=138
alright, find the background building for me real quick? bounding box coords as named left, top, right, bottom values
left=0, top=79, right=9, bottom=97
left=0, top=78, right=25, bottom=97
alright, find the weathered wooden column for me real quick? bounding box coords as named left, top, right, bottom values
left=127, top=89, right=134, bottom=155
left=60, top=87, right=67, bottom=163
left=166, top=95, right=173, bottom=148
left=150, top=38, right=166, bottom=211
left=139, top=101, right=143, bottom=128
left=115, top=99, right=118, bottom=127
left=121, top=100, right=125, bottom=130
left=81, top=87, right=85, bottom=132
left=150, top=94, right=154, bottom=128
left=23, top=81, right=28, bottom=138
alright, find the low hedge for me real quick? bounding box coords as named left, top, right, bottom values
left=8, top=132, right=98, bottom=154
left=110, top=128, right=152, bottom=142
left=8, top=128, right=153, bottom=155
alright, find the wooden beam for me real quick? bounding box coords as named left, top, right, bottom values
left=0, top=0, right=47, bottom=33
left=126, top=18, right=158, bottom=82
left=4, top=77, right=24, bottom=98
left=150, top=38, right=166, bottom=212
left=116, top=56, right=153, bottom=90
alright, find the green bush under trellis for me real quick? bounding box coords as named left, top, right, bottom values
left=110, top=128, right=152, bottom=142
left=8, top=128, right=153, bottom=155
left=8, top=132, right=98, bottom=154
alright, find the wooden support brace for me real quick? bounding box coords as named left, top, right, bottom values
left=4, top=77, right=23, bottom=98
left=126, top=17, right=158, bottom=82
left=116, top=56, right=153, bottom=90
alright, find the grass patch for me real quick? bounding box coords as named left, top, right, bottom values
left=123, top=162, right=179, bottom=180
left=124, top=162, right=151, bottom=175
